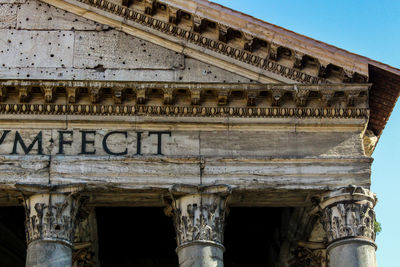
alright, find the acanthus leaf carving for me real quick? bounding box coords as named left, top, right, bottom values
left=319, top=186, right=377, bottom=244
left=169, top=185, right=231, bottom=249
left=24, top=193, right=82, bottom=246
left=172, top=199, right=226, bottom=247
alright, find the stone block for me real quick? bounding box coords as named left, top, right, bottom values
left=73, top=30, right=184, bottom=70
left=0, top=4, right=17, bottom=29
left=0, top=29, right=74, bottom=68
left=176, top=58, right=252, bottom=83
left=199, top=131, right=365, bottom=157
left=0, top=0, right=25, bottom=3
left=0, top=67, right=176, bottom=81
left=50, top=156, right=201, bottom=188
left=17, top=1, right=101, bottom=30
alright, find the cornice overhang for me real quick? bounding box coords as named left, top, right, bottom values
left=40, top=0, right=370, bottom=85
left=0, top=80, right=369, bottom=120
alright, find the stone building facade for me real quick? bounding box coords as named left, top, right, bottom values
left=0, top=0, right=399, bottom=266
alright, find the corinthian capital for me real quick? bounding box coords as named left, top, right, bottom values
left=319, top=186, right=377, bottom=244
left=16, top=183, right=86, bottom=247
left=168, top=184, right=231, bottom=249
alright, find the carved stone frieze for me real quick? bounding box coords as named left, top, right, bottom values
left=18, top=87, right=31, bottom=103
left=42, top=86, right=55, bottom=103
left=294, top=88, right=310, bottom=107
left=169, top=185, right=231, bottom=249
left=192, top=15, right=204, bottom=33
left=113, top=87, right=123, bottom=104
left=67, top=87, right=78, bottom=103
left=319, top=186, right=377, bottom=245
left=0, top=81, right=370, bottom=118
left=167, top=6, right=180, bottom=24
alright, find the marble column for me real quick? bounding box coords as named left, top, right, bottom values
left=319, top=186, right=377, bottom=267
left=16, top=184, right=85, bottom=267
left=169, top=185, right=231, bottom=267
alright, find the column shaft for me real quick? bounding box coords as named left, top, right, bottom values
left=26, top=242, right=72, bottom=267
left=328, top=239, right=376, bottom=267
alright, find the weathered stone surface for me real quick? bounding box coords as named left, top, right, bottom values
left=73, top=30, right=184, bottom=70
left=0, top=29, right=74, bottom=68
left=0, top=67, right=177, bottom=80
left=328, top=240, right=376, bottom=267
left=175, top=58, right=252, bottom=83
left=202, top=158, right=372, bottom=190
left=0, top=4, right=17, bottom=29
left=0, top=155, right=49, bottom=185
left=0, top=1, right=254, bottom=82
left=0, top=0, right=25, bottom=3
left=0, top=129, right=365, bottom=157
left=177, top=244, right=223, bottom=267
left=17, top=1, right=102, bottom=30
left=26, top=242, right=72, bottom=267
left=199, top=131, right=365, bottom=157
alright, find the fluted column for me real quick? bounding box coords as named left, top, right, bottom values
left=319, top=186, right=377, bottom=267
left=16, top=184, right=85, bottom=267
left=169, top=185, right=231, bottom=267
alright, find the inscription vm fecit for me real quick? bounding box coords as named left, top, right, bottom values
left=0, top=130, right=173, bottom=156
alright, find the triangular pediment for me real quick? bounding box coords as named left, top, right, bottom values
left=31, top=0, right=373, bottom=84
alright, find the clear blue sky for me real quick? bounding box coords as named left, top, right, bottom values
left=211, top=1, right=400, bottom=266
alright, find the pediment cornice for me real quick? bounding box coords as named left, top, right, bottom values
left=41, top=0, right=370, bottom=84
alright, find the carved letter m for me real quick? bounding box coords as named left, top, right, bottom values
left=11, top=131, right=43, bottom=155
